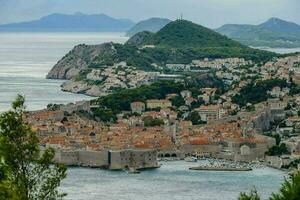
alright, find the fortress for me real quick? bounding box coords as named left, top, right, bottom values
left=52, top=148, right=159, bottom=170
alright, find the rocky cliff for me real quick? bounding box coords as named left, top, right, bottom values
left=46, top=42, right=116, bottom=80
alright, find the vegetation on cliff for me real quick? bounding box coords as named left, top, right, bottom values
left=92, top=76, right=224, bottom=122
left=48, top=19, right=278, bottom=82
left=232, top=78, right=287, bottom=106
left=141, top=20, right=244, bottom=48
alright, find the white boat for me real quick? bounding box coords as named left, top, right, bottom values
left=184, top=157, right=198, bottom=162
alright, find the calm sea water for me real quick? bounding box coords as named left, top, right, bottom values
left=61, top=161, right=285, bottom=200
left=254, top=47, right=300, bottom=54
left=0, top=32, right=128, bottom=112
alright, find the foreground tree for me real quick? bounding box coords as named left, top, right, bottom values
left=270, top=172, right=300, bottom=200
left=0, top=95, right=67, bottom=200
left=239, top=172, right=300, bottom=200
left=239, top=189, right=261, bottom=200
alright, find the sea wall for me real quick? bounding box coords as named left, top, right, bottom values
left=53, top=148, right=158, bottom=170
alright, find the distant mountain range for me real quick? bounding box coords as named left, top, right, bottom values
left=216, top=18, right=300, bottom=48
left=3, top=13, right=298, bottom=48
left=0, top=13, right=134, bottom=32
left=125, top=18, right=172, bottom=37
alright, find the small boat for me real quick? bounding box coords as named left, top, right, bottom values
left=128, top=167, right=141, bottom=174
left=184, top=157, right=198, bottom=162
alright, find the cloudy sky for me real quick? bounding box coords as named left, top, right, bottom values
left=0, top=0, right=299, bottom=28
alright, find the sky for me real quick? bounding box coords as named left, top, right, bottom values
left=0, top=0, right=299, bottom=28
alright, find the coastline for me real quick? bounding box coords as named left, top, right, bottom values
left=189, top=166, right=252, bottom=171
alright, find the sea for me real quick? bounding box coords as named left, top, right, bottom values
left=0, top=32, right=128, bottom=112
left=61, top=161, right=285, bottom=200
left=0, top=32, right=296, bottom=200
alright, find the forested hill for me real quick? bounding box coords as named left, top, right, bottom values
left=216, top=18, right=300, bottom=48
left=138, top=20, right=244, bottom=48
left=48, top=19, right=277, bottom=81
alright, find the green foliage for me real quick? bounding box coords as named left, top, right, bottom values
left=274, top=134, right=281, bottom=146
left=289, top=83, right=300, bottom=96
left=186, top=111, right=205, bottom=125
left=92, top=108, right=117, bottom=123
left=74, top=69, right=92, bottom=81
left=171, top=96, right=185, bottom=107
left=125, top=18, right=171, bottom=37
left=216, top=21, right=300, bottom=48
left=144, top=20, right=244, bottom=48
left=232, top=78, right=287, bottom=106
left=0, top=95, right=67, bottom=200
left=126, top=31, right=156, bottom=46
left=269, top=172, right=300, bottom=200
left=89, top=20, right=277, bottom=73
left=263, top=133, right=281, bottom=146
left=265, top=143, right=289, bottom=156
left=47, top=103, right=61, bottom=111
left=239, top=189, right=261, bottom=200
left=239, top=172, right=300, bottom=200
left=92, top=75, right=224, bottom=122
left=143, top=116, right=164, bottom=127
left=96, top=81, right=184, bottom=114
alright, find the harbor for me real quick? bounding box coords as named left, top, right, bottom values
left=189, top=166, right=252, bottom=171
left=60, top=161, right=285, bottom=200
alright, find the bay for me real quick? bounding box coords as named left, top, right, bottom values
left=0, top=32, right=290, bottom=199
left=0, top=32, right=128, bottom=112
left=61, top=161, right=285, bottom=200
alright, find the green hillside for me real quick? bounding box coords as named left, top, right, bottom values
left=216, top=18, right=300, bottom=48
left=142, top=20, right=244, bottom=48
left=126, top=31, right=155, bottom=46
left=90, top=20, right=277, bottom=72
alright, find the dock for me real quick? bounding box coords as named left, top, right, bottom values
left=189, top=166, right=253, bottom=171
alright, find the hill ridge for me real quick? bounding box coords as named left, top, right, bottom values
left=216, top=17, right=300, bottom=48
left=0, top=13, right=134, bottom=32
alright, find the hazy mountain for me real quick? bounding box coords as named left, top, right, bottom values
left=216, top=18, right=300, bottom=48
left=259, top=17, right=300, bottom=34
left=0, top=13, right=134, bottom=32
left=126, top=18, right=171, bottom=37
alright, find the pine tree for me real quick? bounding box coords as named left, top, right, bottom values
left=239, top=189, right=261, bottom=200
left=239, top=172, right=300, bottom=200
left=270, top=172, right=300, bottom=200
left=0, top=95, right=67, bottom=200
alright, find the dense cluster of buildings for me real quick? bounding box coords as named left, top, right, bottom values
left=62, top=61, right=159, bottom=96
left=27, top=54, right=300, bottom=171
left=165, top=57, right=251, bottom=72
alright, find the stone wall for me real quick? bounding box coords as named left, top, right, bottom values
left=78, top=150, right=108, bottom=167
left=179, top=144, right=222, bottom=157
left=54, top=149, right=159, bottom=170
left=108, top=149, right=159, bottom=170
left=54, top=149, right=108, bottom=167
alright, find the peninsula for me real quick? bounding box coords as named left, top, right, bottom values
left=46, top=19, right=275, bottom=96
left=38, top=19, right=300, bottom=172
